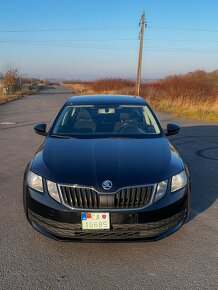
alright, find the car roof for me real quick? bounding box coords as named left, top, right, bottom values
left=65, top=94, right=147, bottom=106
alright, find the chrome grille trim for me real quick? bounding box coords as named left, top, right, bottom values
left=57, top=183, right=157, bottom=212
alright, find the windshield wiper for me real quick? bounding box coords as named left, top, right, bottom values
left=50, top=134, right=73, bottom=139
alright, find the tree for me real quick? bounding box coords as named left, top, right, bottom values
left=2, top=67, right=20, bottom=93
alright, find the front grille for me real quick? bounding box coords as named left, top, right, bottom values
left=59, top=185, right=154, bottom=210
left=60, top=186, right=100, bottom=209
left=114, top=187, right=153, bottom=208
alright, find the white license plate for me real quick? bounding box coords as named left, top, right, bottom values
left=81, top=212, right=110, bottom=230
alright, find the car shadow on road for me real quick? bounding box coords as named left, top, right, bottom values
left=169, top=125, right=218, bottom=222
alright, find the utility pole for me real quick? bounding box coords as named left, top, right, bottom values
left=135, top=11, right=147, bottom=96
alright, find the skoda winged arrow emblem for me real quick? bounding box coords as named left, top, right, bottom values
left=102, top=180, right=113, bottom=190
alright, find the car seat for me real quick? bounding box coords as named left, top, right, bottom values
left=73, top=108, right=96, bottom=132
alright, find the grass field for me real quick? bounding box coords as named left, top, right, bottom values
left=65, top=70, right=218, bottom=122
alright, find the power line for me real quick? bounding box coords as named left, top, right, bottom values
left=0, top=38, right=137, bottom=43
left=0, top=26, right=137, bottom=33
left=0, top=25, right=217, bottom=33
left=149, top=26, right=218, bottom=33
left=0, top=40, right=218, bottom=53
left=145, top=38, right=218, bottom=43
left=0, top=37, right=218, bottom=44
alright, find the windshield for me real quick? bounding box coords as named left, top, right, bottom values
left=51, top=104, right=161, bottom=138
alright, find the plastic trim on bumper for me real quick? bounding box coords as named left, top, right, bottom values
left=28, top=208, right=187, bottom=242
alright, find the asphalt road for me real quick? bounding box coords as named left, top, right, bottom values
left=0, top=86, right=217, bottom=289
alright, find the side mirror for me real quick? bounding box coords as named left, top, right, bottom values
left=165, top=123, right=180, bottom=136
left=34, top=123, right=47, bottom=136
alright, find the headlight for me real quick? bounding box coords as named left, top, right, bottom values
left=154, top=180, right=168, bottom=202
left=27, top=171, right=43, bottom=192
left=47, top=180, right=61, bottom=203
left=171, top=170, right=187, bottom=192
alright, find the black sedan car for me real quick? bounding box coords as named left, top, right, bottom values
left=23, top=94, right=191, bottom=241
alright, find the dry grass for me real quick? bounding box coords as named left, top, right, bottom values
left=141, top=72, right=218, bottom=122
left=64, top=70, right=218, bottom=122
left=65, top=79, right=135, bottom=95
left=64, top=83, right=95, bottom=95
left=0, top=87, right=39, bottom=103
left=146, top=94, right=218, bottom=122
left=88, top=79, right=135, bottom=93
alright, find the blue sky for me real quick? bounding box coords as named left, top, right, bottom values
left=0, top=0, right=218, bottom=79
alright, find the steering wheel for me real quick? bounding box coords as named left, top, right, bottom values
left=118, top=122, right=136, bottom=132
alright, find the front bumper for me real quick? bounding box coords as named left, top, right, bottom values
left=24, top=185, right=190, bottom=241
left=28, top=209, right=187, bottom=241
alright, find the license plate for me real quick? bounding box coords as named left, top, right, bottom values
left=81, top=212, right=110, bottom=230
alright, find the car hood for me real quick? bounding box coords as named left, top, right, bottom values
left=31, top=137, right=184, bottom=192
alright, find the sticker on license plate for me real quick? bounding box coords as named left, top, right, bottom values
left=81, top=212, right=110, bottom=230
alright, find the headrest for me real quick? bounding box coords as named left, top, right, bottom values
left=120, top=112, right=129, bottom=121
left=78, top=108, right=92, bottom=120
